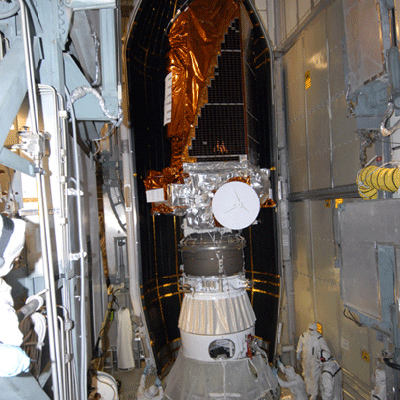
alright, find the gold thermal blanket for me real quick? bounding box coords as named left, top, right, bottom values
left=144, top=0, right=240, bottom=202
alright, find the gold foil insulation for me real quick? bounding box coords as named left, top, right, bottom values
left=167, top=0, right=240, bottom=168
left=144, top=0, right=240, bottom=210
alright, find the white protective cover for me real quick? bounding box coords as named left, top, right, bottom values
left=178, top=289, right=256, bottom=335
left=116, top=307, right=135, bottom=370
left=165, top=353, right=279, bottom=400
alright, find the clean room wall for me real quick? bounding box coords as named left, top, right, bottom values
left=255, top=0, right=389, bottom=397
left=282, top=1, right=375, bottom=395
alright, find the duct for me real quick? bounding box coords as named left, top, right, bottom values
left=99, top=8, right=119, bottom=117
left=68, top=85, right=122, bottom=124
left=357, top=164, right=400, bottom=199
left=68, top=11, right=100, bottom=85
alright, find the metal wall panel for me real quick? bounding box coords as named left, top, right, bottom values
left=302, top=14, right=331, bottom=190
left=307, top=106, right=332, bottom=190
left=255, top=0, right=266, bottom=10
left=285, top=38, right=308, bottom=193
left=326, top=0, right=346, bottom=99
left=285, top=39, right=305, bottom=123
left=290, top=201, right=313, bottom=276
left=339, top=199, right=400, bottom=318
left=304, top=16, right=328, bottom=111
left=281, top=0, right=386, bottom=393
left=283, top=0, right=364, bottom=194
left=293, top=271, right=315, bottom=334
left=341, top=318, right=371, bottom=387
left=314, top=279, right=340, bottom=355
left=310, top=201, right=337, bottom=282
left=342, top=0, right=384, bottom=93
left=330, top=95, right=360, bottom=187
left=287, top=118, right=309, bottom=193
left=298, top=0, right=312, bottom=23
left=285, top=0, right=298, bottom=36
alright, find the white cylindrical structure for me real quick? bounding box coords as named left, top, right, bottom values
left=178, top=287, right=256, bottom=336
left=165, top=232, right=280, bottom=400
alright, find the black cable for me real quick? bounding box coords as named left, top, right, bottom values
left=383, top=357, right=400, bottom=371
left=343, top=308, right=363, bottom=327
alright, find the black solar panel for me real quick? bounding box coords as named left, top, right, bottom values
left=189, top=18, right=247, bottom=161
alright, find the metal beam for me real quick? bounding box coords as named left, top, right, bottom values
left=0, top=148, right=35, bottom=177
left=0, top=38, right=27, bottom=148
left=100, top=7, right=119, bottom=116
left=288, top=184, right=359, bottom=202
left=64, top=53, right=109, bottom=121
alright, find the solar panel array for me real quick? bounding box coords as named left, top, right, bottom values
left=189, top=18, right=247, bottom=162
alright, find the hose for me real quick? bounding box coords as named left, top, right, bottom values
left=67, top=85, right=123, bottom=126
left=383, top=357, right=400, bottom=370
left=357, top=165, right=400, bottom=199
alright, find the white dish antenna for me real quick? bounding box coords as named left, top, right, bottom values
left=212, top=181, right=260, bottom=230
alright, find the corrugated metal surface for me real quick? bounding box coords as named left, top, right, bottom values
left=287, top=118, right=309, bottom=193
left=342, top=0, right=384, bottom=93
left=292, top=269, right=315, bottom=331
left=290, top=201, right=313, bottom=276
left=284, top=1, right=361, bottom=195
left=310, top=201, right=336, bottom=282
left=339, top=199, right=400, bottom=318
left=307, top=106, right=331, bottom=190
left=330, top=96, right=359, bottom=187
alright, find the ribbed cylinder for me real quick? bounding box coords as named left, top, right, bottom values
left=178, top=289, right=256, bottom=335
left=357, top=165, right=400, bottom=199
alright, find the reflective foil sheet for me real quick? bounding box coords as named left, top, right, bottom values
left=148, top=161, right=272, bottom=229
left=167, top=0, right=240, bottom=169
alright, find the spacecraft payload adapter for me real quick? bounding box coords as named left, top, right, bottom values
left=164, top=228, right=280, bottom=400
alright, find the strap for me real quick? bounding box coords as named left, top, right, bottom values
left=322, top=365, right=341, bottom=378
